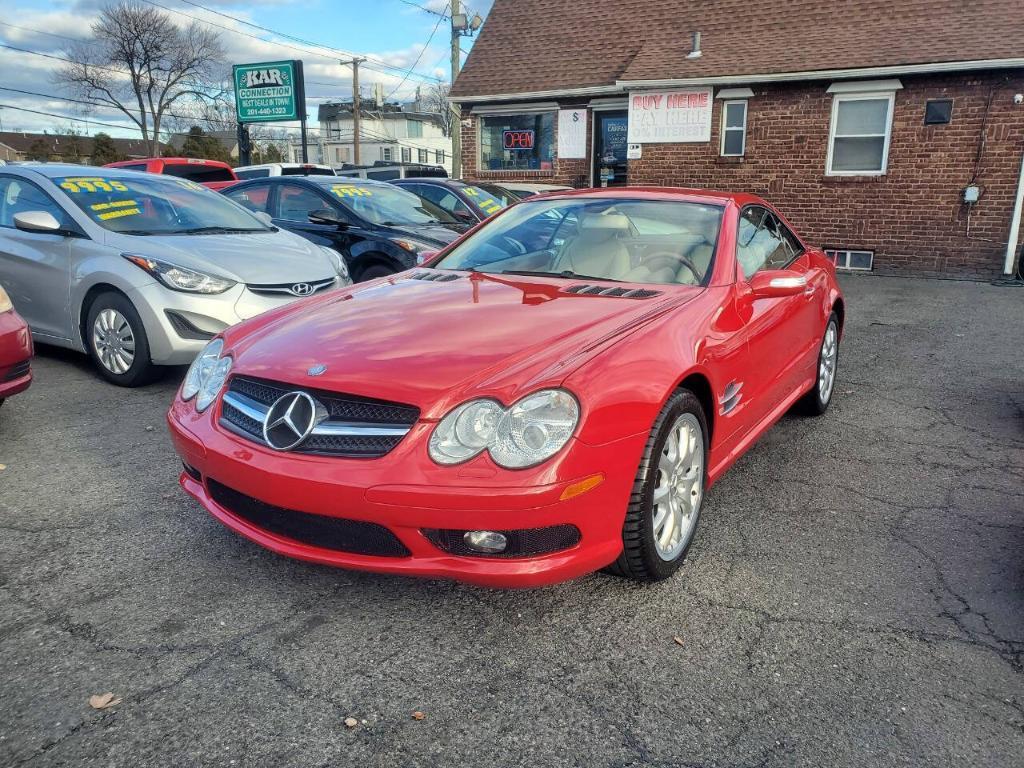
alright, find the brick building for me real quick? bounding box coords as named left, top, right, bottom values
left=450, top=0, right=1024, bottom=277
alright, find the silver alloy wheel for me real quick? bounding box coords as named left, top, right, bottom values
left=818, top=321, right=838, bottom=403
left=652, top=412, right=704, bottom=561
left=92, top=308, right=136, bottom=375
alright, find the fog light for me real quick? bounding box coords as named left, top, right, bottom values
left=463, top=530, right=507, bottom=553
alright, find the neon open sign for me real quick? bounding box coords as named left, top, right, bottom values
left=502, top=130, right=535, bottom=150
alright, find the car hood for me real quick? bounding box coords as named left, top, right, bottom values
left=105, top=229, right=336, bottom=283
left=226, top=271, right=702, bottom=416
left=381, top=222, right=465, bottom=245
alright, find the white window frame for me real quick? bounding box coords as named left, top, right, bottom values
left=720, top=99, right=747, bottom=157
left=381, top=147, right=392, bottom=162
left=825, top=248, right=874, bottom=271
left=825, top=91, right=895, bottom=176
left=400, top=146, right=411, bottom=163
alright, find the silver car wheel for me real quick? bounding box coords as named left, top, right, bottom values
left=93, top=308, right=136, bottom=375
left=818, top=321, right=838, bottom=403
left=652, top=412, right=704, bottom=561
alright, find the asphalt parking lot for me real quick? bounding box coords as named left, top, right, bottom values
left=1, top=274, right=1022, bottom=767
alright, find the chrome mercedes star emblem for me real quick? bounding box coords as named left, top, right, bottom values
left=307, top=363, right=327, bottom=376
left=290, top=282, right=314, bottom=296
left=262, top=391, right=318, bottom=451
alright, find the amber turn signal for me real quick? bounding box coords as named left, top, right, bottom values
left=559, top=473, right=605, bottom=501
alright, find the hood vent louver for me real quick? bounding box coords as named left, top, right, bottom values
left=563, top=284, right=662, bottom=299
left=407, top=271, right=462, bottom=282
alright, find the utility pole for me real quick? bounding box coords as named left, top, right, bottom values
left=450, top=0, right=462, bottom=178
left=343, top=58, right=366, bottom=165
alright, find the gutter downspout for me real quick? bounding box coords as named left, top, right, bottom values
left=1005, top=150, right=1024, bottom=275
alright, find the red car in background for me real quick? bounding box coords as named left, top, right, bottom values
left=104, top=157, right=239, bottom=191
left=0, top=283, right=32, bottom=410
left=168, top=187, right=844, bottom=588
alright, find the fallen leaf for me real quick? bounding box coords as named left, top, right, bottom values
left=673, top=637, right=684, bottom=647
left=411, top=711, right=425, bottom=721
left=0, top=464, right=6, bottom=471
left=344, top=717, right=358, bottom=728
left=89, top=692, right=121, bottom=710
left=145, top=426, right=155, bottom=432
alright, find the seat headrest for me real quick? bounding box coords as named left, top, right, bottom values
left=579, top=212, right=630, bottom=232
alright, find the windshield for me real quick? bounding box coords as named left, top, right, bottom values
left=461, top=184, right=515, bottom=216
left=434, top=198, right=724, bottom=286
left=282, top=166, right=335, bottom=176
left=54, top=174, right=269, bottom=235
left=326, top=182, right=443, bottom=226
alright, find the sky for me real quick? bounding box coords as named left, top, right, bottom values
left=0, top=0, right=493, bottom=139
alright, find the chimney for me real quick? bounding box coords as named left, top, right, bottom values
left=686, top=31, right=702, bottom=59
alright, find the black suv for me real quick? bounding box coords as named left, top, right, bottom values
left=223, top=176, right=468, bottom=281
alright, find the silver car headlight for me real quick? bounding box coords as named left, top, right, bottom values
left=182, top=339, right=232, bottom=412
left=320, top=245, right=352, bottom=284
left=123, top=254, right=236, bottom=294
left=429, top=389, right=579, bottom=469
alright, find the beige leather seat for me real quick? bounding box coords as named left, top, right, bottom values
left=559, top=213, right=632, bottom=280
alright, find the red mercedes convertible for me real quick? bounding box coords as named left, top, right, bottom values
left=168, top=188, right=844, bottom=587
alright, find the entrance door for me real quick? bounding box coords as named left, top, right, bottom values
left=592, top=111, right=629, bottom=188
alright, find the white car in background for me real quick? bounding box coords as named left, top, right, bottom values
left=233, top=163, right=337, bottom=180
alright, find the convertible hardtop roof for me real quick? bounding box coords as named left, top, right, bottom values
left=534, top=186, right=763, bottom=207
left=10, top=163, right=173, bottom=180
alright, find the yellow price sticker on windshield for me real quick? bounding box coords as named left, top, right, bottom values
left=331, top=185, right=372, bottom=198
left=173, top=179, right=204, bottom=191
left=60, top=177, right=129, bottom=194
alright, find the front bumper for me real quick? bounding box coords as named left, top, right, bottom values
left=132, top=280, right=342, bottom=366
left=167, top=396, right=645, bottom=587
left=0, top=310, right=33, bottom=400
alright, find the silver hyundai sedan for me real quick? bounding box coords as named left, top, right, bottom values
left=0, top=164, right=350, bottom=386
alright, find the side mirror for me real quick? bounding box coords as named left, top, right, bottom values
left=749, top=270, right=808, bottom=298
left=309, top=208, right=347, bottom=227
left=14, top=210, right=63, bottom=234
left=416, top=249, right=440, bottom=265
left=253, top=211, right=273, bottom=226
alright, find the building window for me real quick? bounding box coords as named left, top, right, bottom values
left=401, top=147, right=411, bottom=163
left=435, top=149, right=445, bottom=164
left=418, top=148, right=429, bottom=163
left=826, top=93, right=895, bottom=175
left=408, top=120, right=423, bottom=138
left=826, top=249, right=874, bottom=271
left=720, top=100, right=747, bottom=156
left=381, top=147, right=392, bottom=162
left=479, top=112, right=555, bottom=171
left=333, top=146, right=350, bottom=163
left=925, top=99, right=953, bottom=125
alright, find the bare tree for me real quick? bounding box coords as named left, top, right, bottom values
left=55, top=1, right=225, bottom=157
left=423, top=82, right=453, bottom=136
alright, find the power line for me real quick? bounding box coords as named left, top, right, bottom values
left=397, top=0, right=451, bottom=18
left=141, top=0, right=442, bottom=84
left=0, top=103, right=148, bottom=135
left=385, top=2, right=449, bottom=101
left=0, top=21, right=87, bottom=44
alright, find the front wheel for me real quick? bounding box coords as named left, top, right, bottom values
left=86, top=292, right=157, bottom=387
left=796, top=312, right=839, bottom=415
left=606, top=389, right=708, bottom=582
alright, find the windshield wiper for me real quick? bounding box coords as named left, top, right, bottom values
left=500, top=269, right=624, bottom=283
left=178, top=226, right=265, bottom=235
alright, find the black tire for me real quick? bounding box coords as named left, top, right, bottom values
left=357, top=262, right=399, bottom=282
left=606, top=389, right=709, bottom=582
left=85, top=291, right=157, bottom=387
left=796, top=312, right=840, bottom=416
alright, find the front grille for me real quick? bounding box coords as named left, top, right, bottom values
left=246, top=277, right=336, bottom=298
left=208, top=478, right=410, bottom=557
left=219, top=375, right=419, bottom=457
left=563, top=284, right=662, bottom=298
left=2, top=359, right=30, bottom=382
left=423, top=525, right=581, bottom=558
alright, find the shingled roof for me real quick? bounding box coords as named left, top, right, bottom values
left=450, top=0, right=1024, bottom=100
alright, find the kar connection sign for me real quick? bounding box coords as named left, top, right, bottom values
left=234, top=60, right=304, bottom=123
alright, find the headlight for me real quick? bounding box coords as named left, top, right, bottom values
left=182, top=339, right=231, bottom=412
left=0, top=284, right=13, bottom=313
left=123, top=254, right=236, bottom=294
left=394, top=238, right=436, bottom=256
left=320, top=245, right=352, bottom=284
left=429, top=389, right=579, bottom=469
